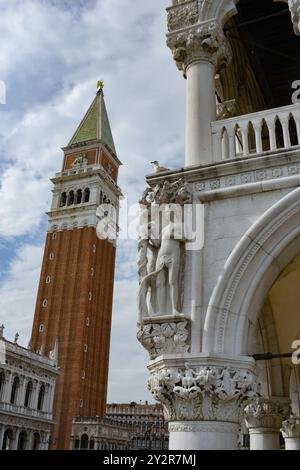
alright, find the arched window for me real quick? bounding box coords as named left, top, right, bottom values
left=32, top=432, right=41, bottom=450
left=0, top=371, right=5, bottom=400
left=76, top=189, right=82, bottom=204
left=10, top=376, right=19, bottom=404
left=60, top=192, right=67, bottom=207
left=67, top=191, right=75, bottom=206
left=80, top=434, right=89, bottom=450
left=37, top=385, right=45, bottom=411
left=2, top=429, right=13, bottom=450
left=24, top=381, right=33, bottom=408
left=84, top=188, right=90, bottom=203
left=89, top=439, right=95, bottom=450
left=17, top=431, right=27, bottom=450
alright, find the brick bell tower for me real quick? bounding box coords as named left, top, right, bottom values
left=30, top=84, right=122, bottom=450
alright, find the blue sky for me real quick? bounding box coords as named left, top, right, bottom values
left=0, top=0, right=186, bottom=402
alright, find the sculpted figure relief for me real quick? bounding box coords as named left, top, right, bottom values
left=137, top=179, right=192, bottom=323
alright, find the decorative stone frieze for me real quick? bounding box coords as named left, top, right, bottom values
left=244, top=397, right=290, bottom=431
left=148, top=364, right=258, bottom=422
left=167, top=0, right=199, bottom=33
left=137, top=317, right=189, bottom=360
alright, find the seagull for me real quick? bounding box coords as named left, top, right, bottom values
left=151, top=160, right=170, bottom=173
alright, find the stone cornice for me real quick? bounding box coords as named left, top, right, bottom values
left=51, top=167, right=122, bottom=197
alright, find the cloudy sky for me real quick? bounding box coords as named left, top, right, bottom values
left=0, top=0, right=186, bottom=403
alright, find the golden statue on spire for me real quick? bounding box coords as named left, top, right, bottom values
left=97, top=80, right=104, bottom=91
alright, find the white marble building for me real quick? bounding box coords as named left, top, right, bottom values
left=137, top=0, right=300, bottom=450
left=0, top=329, right=58, bottom=450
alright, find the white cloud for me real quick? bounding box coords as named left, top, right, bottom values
left=108, top=278, right=152, bottom=402
left=0, top=243, right=43, bottom=344
left=0, top=0, right=186, bottom=403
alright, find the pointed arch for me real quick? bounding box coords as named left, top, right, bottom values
left=203, top=187, right=300, bottom=356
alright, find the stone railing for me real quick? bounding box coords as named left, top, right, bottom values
left=0, top=402, right=52, bottom=421
left=212, top=103, right=300, bottom=161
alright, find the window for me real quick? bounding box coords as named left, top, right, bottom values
left=79, top=399, right=84, bottom=408
left=32, top=433, right=41, bottom=451
left=88, top=292, right=92, bottom=301
left=84, top=344, right=88, bottom=352
left=92, top=244, right=96, bottom=253
left=84, top=188, right=90, bottom=203
left=46, top=276, right=51, bottom=284
left=2, top=429, right=13, bottom=450
left=42, top=299, right=47, bottom=307
left=52, top=232, right=57, bottom=240
left=24, top=381, right=33, bottom=408
left=81, top=371, right=85, bottom=380
left=86, top=318, right=90, bottom=327
left=60, top=192, right=67, bottom=207
left=90, top=267, right=94, bottom=276
left=39, top=324, right=44, bottom=332
left=67, top=190, right=75, bottom=206
left=10, top=376, right=19, bottom=404
left=49, top=253, right=54, bottom=260
left=37, top=385, right=45, bottom=411
left=80, top=434, right=88, bottom=449
left=76, top=189, right=82, bottom=204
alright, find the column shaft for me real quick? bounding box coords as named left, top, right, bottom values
left=249, top=429, right=280, bottom=450
left=169, top=422, right=239, bottom=450
left=185, top=61, right=216, bottom=166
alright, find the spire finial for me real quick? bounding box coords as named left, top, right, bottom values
left=97, top=80, right=104, bottom=92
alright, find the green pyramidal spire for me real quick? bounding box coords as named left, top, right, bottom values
left=68, top=87, right=117, bottom=156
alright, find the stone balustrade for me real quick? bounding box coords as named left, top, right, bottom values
left=0, top=402, right=52, bottom=421
left=212, top=103, right=300, bottom=161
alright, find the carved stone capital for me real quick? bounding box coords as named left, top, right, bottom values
left=167, top=20, right=232, bottom=74
left=244, top=397, right=290, bottom=431
left=148, top=363, right=259, bottom=422
left=281, top=415, right=300, bottom=439
left=137, top=317, right=190, bottom=360
left=216, top=99, right=238, bottom=120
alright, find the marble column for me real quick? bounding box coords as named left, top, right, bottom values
left=166, top=5, right=232, bottom=166
left=32, top=381, right=39, bottom=410
left=244, top=397, right=290, bottom=450
left=281, top=415, right=300, bottom=450
left=12, top=428, right=20, bottom=450
left=3, top=371, right=12, bottom=403
left=17, top=376, right=27, bottom=407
